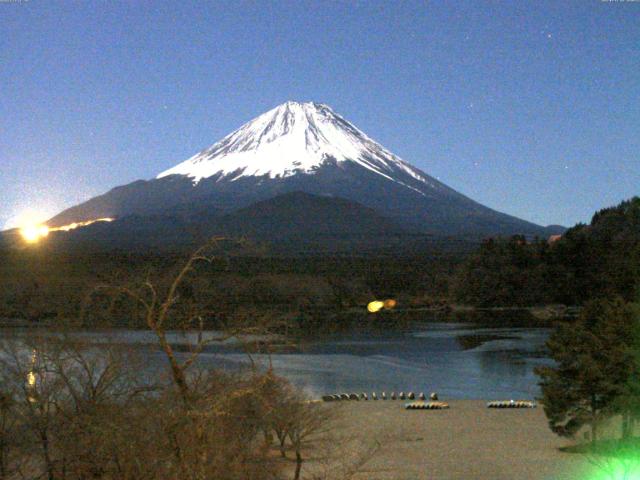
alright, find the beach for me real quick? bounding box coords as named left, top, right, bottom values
left=313, top=400, right=596, bottom=480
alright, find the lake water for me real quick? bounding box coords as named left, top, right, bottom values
left=141, top=322, right=551, bottom=400
left=2, top=322, right=552, bottom=400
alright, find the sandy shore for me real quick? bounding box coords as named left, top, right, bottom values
left=316, top=400, right=595, bottom=480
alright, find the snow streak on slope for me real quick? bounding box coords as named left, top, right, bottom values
left=157, top=101, right=443, bottom=194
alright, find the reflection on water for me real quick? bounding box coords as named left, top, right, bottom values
left=4, top=323, right=552, bottom=400
left=177, top=323, right=552, bottom=399
left=27, top=349, right=37, bottom=387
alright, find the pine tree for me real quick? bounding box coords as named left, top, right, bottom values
left=536, top=298, right=637, bottom=443
left=611, top=302, right=640, bottom=439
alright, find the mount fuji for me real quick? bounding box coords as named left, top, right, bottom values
left=48, top=101, right=558, bottom=241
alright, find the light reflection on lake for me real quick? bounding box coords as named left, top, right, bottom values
left=165, top=323, right=550, bottom=399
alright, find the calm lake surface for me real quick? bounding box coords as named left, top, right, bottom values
left=113, top=322, right=551, bottom=400
left=212, top=323, right=551, bottom=400
left=3, top=322, right=552, bottom=400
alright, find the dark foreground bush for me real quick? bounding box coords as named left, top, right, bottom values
left=0, top=331, right=333, bottom=480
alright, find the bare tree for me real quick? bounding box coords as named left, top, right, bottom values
left=81, top=239, right=259, bottom=405
left=77, top=240, right=294, bottom=479
left=0, top=240, right=361, bottom=480
left=0, top=387, right=22, bottom=480
left=0, top=333, right=68, bottom=480
left=0, top=329, right=157, bottom=480
left=287, top=400, right=334, bottom=480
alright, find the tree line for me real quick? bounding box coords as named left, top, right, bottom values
left=0, top=244, right=379, bottom=480
left=452, top=197, right=640, bottom=307
left=532, top=198, right=640, bottom=474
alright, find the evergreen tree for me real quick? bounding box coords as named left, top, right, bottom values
left=611, top=301, right=640, bottom=439
left=451, top=196, right=640, bottom=308
left=536, top=298, right=637, bottom=443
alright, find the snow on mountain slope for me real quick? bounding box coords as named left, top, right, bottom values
left=47, top=100, right=553, bottom=238
left=157, top=101, right=442, bottom=195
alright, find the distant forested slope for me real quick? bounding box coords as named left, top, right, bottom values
left=452, top=197, right=640, bottom=306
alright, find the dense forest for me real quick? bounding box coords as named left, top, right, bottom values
left=0, top=245, right=460, bottom=329
left=0, top=197, right=638, bottom=327
left=452, top=197, right=640, bottom=307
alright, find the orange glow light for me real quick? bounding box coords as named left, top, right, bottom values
left=384, top=299, right=397, bottom=309
left=367, top=299, right=397, bottom=313
left=20, top=224, right=49, bottom=243
left=19, top=217, right=115, bottom=244
left=53, top=217, right=114, bottom=232
left=367, top=301, right=385, bottom=313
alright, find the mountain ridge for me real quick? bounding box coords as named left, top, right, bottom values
left=48, top=101, right=560, bottom=238
left=10, top=192, right=420, bottom=255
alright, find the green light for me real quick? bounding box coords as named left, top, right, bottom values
left=587, top=452, right=640, bottom=480
left=590, top=467, right=640, bottom=480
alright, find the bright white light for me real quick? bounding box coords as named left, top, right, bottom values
left=20, top=223, right=50, bottom=243
left=18, top=217, right=114, bottom=244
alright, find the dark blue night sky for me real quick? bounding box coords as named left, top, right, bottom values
left=2, top=0, right=638, bottom=229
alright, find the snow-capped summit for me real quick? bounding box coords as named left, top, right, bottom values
left=157, top=101, right=438, bottom=195
left=48, top=102, right=554, bottom=239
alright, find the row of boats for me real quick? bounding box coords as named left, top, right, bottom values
left=405, top=401, right=450, bottom=410
left=486, top=400, right=536, bottom=408
left=405, top=400, right=536, bottom=409
left=321, top=393, right=537, bottom=409
left=322, top=391, right=431, bottom=402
